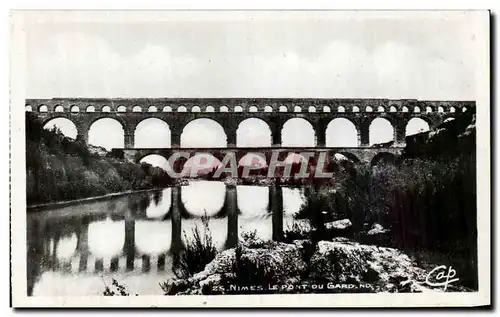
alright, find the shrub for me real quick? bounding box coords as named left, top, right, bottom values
left=102, top=278, right=137, bottom=296
left=174, top=214, right=218, bottom=279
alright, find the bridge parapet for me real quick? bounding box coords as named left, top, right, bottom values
left=26, top=97, right=475, bottom=114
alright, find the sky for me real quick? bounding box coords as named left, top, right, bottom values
left=30, top=12, right=477, bottom=169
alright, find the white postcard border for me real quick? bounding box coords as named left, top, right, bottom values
left=9, top=10, right=491, bottom=308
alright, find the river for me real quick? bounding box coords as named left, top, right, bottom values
left=26, top=180, right=307, bottom=296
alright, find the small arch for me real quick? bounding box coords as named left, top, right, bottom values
left=402, top=106, right=409, bottom=112
left=132, top=106, right=142, bottom=112
left=206, top=106, right=215, bottom=112
left=450, top=107, right=456, bottom=113
left=192, top=106, right=201, bottom=112
left=25, top=105, right=32, bottom=112
left=220, top=106, right=229, bottom=112
left=352, top=106, right=360, bottom=112
left=414, top=106, right=421, bottom=113
left=178, top=106, right=187, bottom=112
left=101, top=106, right=111, bottom=113
left=389, top=106, right=397, bottom=112
left=234, top=106, right=243, bottom=112
left=438, top=106, right=444, bottom=113
left=163, top=106, right=172, bottom=112
left=86, top=105, right=96, bottom=112
left=70, top=105, right=80, bottom=113
left=371, top=152, right=396, bottom=167
left=308, top=106, right=316, bottom=113
left=264, top=106, right=273, bottom=112
left=54, top=105, right=64, bottom=112
left=38, top=105, right=48, bottom=112
left=249, top=106, right=258, bottom=112
left=338, top=106, right=345, bottom=113
left=279, top=106, right=288, bottom=112
left=323, top=106, right=331, bottom=112
left=462, top=107, right=467, bottom=112
left=377, top=106, right=385, bottom=112
left=117, top=105, right=126, bottom=112
left=293, top=106, right=302, bottom=113
left=444, top=117, right=455, bottom=123
left=426, top=106, right=433, bottom=113
left=148, top=106, right=158, bottom=112
left=365, top=106, right=373, bottom=112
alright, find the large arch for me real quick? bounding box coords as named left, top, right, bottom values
left=139, top=154, right=171, bottom=172
left=283, top=187, right=306, bottom=217
left=282, top=118, right=315, bottom=147
left=405, top=117, right=430, bottom=136
left=181, top=180, right=226, bottom=217
left=369, top=117, right=394, bottom=145
left=371, top=152, right=396, bottom=167
left=88, top=118, right=124, bottom=150
left=134, top=221, right=171, bottom=255
left=237, top=185, right=269, bottom=217
left=281, top=153, right=315, bottom=178
left=43, top=118, right=78, bottom=139
left=238, top=153, right=267, bottom=168
left=237, top=118, right=272, bottom=147
left=134, top=118, right=171, bottom=148
left=335, top=152, right=360, bottom=163
left=181, top=118, right=227, bottom=148
left=237, top=152, right=268, bottom=177
left=181, top=154, right=222, bottom=178
left=88, top=220, right=125, bottom=259
left=326, top=118, right=358, bottom=147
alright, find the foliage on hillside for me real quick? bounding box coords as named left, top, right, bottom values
left=26, top=113, right=173, bottom=205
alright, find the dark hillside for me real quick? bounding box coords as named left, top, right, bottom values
left=26, top=113, right=173, bottom=205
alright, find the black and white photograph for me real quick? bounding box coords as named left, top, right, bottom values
left=9, top=10, right=491, bottom=307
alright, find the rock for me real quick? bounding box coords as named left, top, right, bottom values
left=163, top=240, right=307, bottom=295
left=367, top=223, right=389, bottom=235
left=325, top=219, right=352, bottom=230
left=324, top=218, right=353, bottom=239
left=309, top=237, right=443, bottom=292
left=361, top=223, right=391, bottom=246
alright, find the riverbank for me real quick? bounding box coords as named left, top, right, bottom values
left=159, top=234, right=474, bottom=295
left=27, top=187, right=167, bottom=212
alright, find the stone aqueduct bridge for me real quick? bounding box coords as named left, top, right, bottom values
left=26, top=98, right=475, bottom=165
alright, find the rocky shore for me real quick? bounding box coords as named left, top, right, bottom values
left=160, top=228, right=472, bottom=295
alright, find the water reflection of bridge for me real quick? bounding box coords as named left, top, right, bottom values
left=27, top=184, right=287, bottom=295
